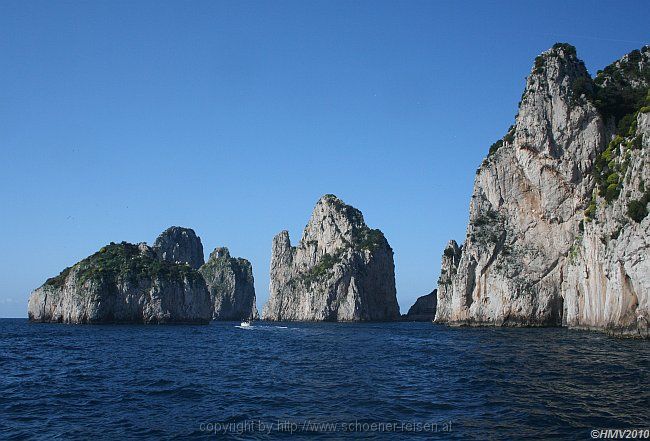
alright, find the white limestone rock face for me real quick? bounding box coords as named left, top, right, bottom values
left=262, top=194, right=400, bottom=321
left=28, top=242, right=213, bottom=324
left=153, top=226, right=205, bottom=269
left=199, top=247, right=258, bottom=321
left=435, top=44, right=649, bottom=337
left=563, top=112, right=649, bottom=336
left=434, top=241, right=462, bottom=323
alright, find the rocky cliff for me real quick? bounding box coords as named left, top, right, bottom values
left=435, top=44, right=649, bottom=337
left=28, top=241, right=212, bottom=324
left=404, top=290, right=437, bottom=321
left=199, top=247, right=258, bottom=320
left=153, top=226, right=205, bottom=269
left=262, top=194, right=400, bottom=321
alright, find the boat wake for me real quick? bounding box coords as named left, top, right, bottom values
left=235, top=324, right=289, bottom=330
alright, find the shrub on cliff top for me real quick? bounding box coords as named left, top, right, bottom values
left=593, top=49, right=649, bottom=128
left=488, top=140, right=503, bottom=157
left=552, top=43, right=577, bottom=57
left=487, top=126, right=515, bottom=158
left=45, top=267, right=72, bottom=289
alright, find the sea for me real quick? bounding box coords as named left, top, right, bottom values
left=1, top=319, right=648, bottom=440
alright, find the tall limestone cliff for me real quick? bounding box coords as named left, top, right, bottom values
left=153, top=226, right=205, bottom=269
left=262, top=194, right=400, bottom=321
left=28, top=241, right=212, bottom=324
left=199, top=247, right=258, bottom=320
left=435, top=44, right=649, bottom=337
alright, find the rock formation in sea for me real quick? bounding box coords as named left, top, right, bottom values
left=435, top=240, right=462, bottom=324
left=199, top=247, right=258, bottom=320
left=153, top=226, right=205, bottom=269
left=262, top=194, right=400, bottom=321
left=434, top=43, right=650, bottom=337
left=27, top=241, right=213, bottom=324
left=404, top=290, right=437, bottom=321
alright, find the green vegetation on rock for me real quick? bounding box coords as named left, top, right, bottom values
left=591, top=54, right=648, bottom=206
left=324, top=194, right=388, bottom=252
left=443, top=247, right=456, bottom=258
left=488, top=139, right=503, bottom=156
left=300, top=251, right=343, bottom=284
left=324, top=194, right=365, bottom=225
left=593, top=48, right=650, bottom=128
left=44, top=267, right=72, bottom=289
left=47, top=242, right=201, bottom=287
left=487, top=125, right=515, bottom=158
left=571, top=76, right=594, bottom=102
left=627, top=191, right=650, bottom=223
left=552, top=42, right=577, bottom=57
left=354, top=228, right=386, bottom=251
left=312, top=252, right=341, bottom=276
left=593, top=121, right=643, bottom=205
left=533, top=55, right=545, bottom=74
left=584, top=199, right=597, bottom=222
left=533, top=43, right=576, bottom=75
left=471, top=208, right=500, bottom=227
left=199, top=248, right=253, bottom=288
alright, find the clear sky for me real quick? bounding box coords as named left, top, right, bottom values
left=1, top=1, right=648, bottom=317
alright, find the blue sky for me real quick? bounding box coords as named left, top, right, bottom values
left=1, top=1, right=648, bottom=317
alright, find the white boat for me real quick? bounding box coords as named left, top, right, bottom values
left=239, top=321, right=252, bottom=327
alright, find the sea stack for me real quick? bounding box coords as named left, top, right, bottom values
left=435, top=44, right=649, bottom=337
left=404, top=290, right=438, bottom=321
left=199, top=247, right=258, bottom=320
left=27, top=240, right=212, bottom=324
left=262, top=194, right=400, bottom=321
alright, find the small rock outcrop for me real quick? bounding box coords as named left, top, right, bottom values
left=435, top=241, right=462, bottom=323
left=404, top=290, right=437, bottom=321
left=153, top=226, right=205, bottom=269
left=262, top=194, right=400, bottom=321
left=435, top=44, right=649, bottom=337
left=199, top=247, right=258, bottom=320
left=28, top=241, right=212, bottom=324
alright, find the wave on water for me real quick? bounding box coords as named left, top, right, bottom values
left=1, top=319, right=647, bottom=440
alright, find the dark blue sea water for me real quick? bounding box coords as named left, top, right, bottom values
left=1, top=319, right=648, bottom=440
